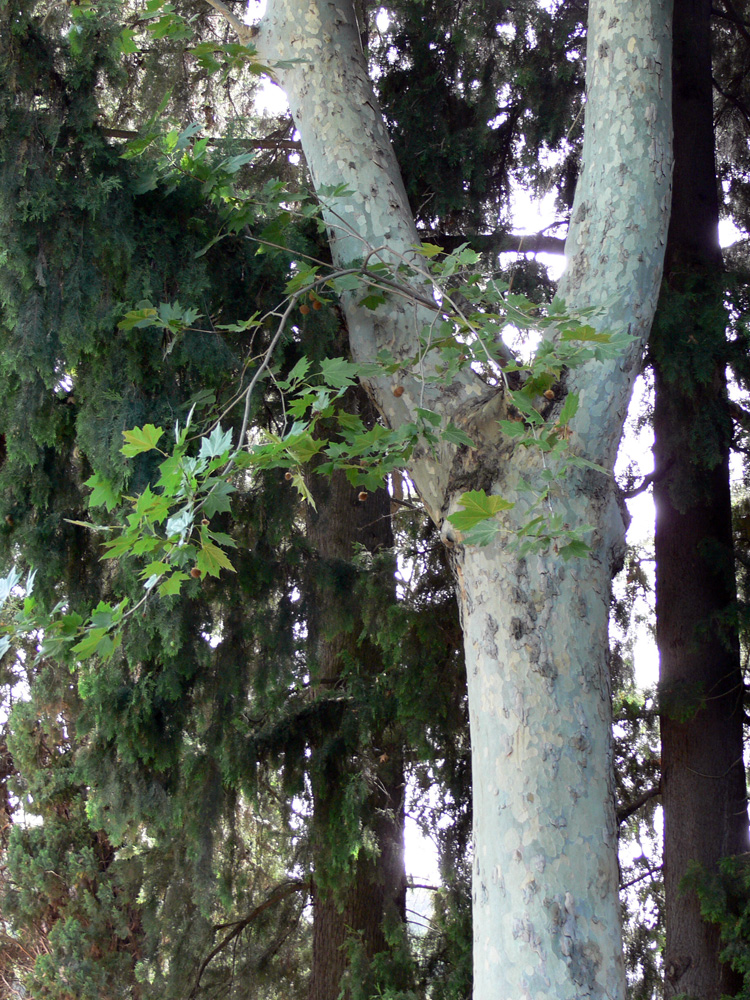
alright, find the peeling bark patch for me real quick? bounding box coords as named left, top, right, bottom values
left=511, top=616, right=526, bottom=640
left=532, top=659, right=558, bottom=683
left=483, top=614, right=499, bottom=659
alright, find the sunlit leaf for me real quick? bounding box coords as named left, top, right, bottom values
left=122, top=424, right=164, bottom=457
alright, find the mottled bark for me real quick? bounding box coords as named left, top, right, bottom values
left=252, top=2, right=673, bottom=997
left=305, top=388, right=406, bottom=1000
left=450, top=515, right=624, bottom=1000
left=653, top=1, right=749, bottom=995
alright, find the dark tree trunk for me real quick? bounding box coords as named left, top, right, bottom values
left=653, top=1, right=749, bottom=995
left=304, top=387, right=407, bottom=1000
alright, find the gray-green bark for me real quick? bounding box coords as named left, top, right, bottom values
left=251, top=2, right=673, bottom=997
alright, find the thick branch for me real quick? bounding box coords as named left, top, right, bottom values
left=617, top=783, right=662, bottom=824
left=202, top=0, right=256, bottom=42
left=425, top=231, right=567, bottom=257
left=100, top=127, right=301, bottom=152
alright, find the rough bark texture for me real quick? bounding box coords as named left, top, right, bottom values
left=450, top=524, right=623, bottom=1000
left=254, top=2, right=673, bottom=997
left=653, top=1, right=749, bottom=995
left=305, top=388, right=406, bottom=1000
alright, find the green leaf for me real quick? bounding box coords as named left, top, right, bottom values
left=442, top=423, right=476, bottom=448
left=85, top=473, right=120, bottom=512
left=122, top=424, right=164, bottom=457
left=560, top=325, right=611, bottom=343
left=198, top=424, right=233, bottom=460
left=359, top=292, right=387, bottom=310
left=118, top=307, right=158, bottom=331
left=197, top=541, right=236, bottom=578
left=419, top=242, right=444, bottom=258
left=60, top=612, right=84, bottom=635
left=141, top=560, right=172, bottom=579
left=118, top=28, right=138, bottom=54
left=557, top=391, right=579, bottom=425
left=279, top=356, right=312, bottom=389
left=330, top=273, right=362, bottom=293
left=158, top=572, right=190, bottom=597
left=558, top=539, right=591, bottom=560
left=415, top=407, right=442, bottom=428
left=447, top=489, right=514, bottom=533
left=498, top=419, right=528, bottom=438
left=72, top=627, right=109, bottom=660
left=455, top=246, right=480, bottom=265
left=509, top=390, right=542, bottom=421
left=207, top=531, right=237, bottom=549
left=320, top=357, right=359, bottom=389
left=202, top=480, right=236, bottom=517
left=461, top=519, right=502, bottom=547
left=222, top=152, right=255, bottom=174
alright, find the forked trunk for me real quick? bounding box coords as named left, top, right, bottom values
left=254, top=1, right=672, bottom=997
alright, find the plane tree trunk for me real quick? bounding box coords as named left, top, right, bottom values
left=253, top=2, right=673, bottom=997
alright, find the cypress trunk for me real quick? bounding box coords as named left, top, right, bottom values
left=653, top=1, right=749, bottom=995
left=305, top=388, right=407, bottom=1000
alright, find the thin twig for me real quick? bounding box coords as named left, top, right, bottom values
left=621, top=864, right=662, bottom=890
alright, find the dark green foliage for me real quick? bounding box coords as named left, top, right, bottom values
left=3, top=666, right=142, bottom=1000
left=649, top=272, right=735, bottom=509
left=713, top=2, right=750, bottom=239
left=684, top=856, right=750, bottom=1000
left=371, top=0, right=585, bottom=234
left=0, top=4, right=317, bottom=995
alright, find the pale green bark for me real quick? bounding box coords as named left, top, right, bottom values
left=251, top=1, right=673, bottom=997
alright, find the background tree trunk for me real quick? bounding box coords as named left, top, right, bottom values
left=652, top=1, right=749, bottom=995
left=305, top=386, right=407, bottom=1000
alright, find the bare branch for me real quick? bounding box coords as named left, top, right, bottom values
left=202, top=0, right=256, bottom=43
left=617, top=783, right=661, bottom=824
left=425, top=231, right=567, bottom=257
left=621, top=864, right=662, bottom=890
left=100, top=127, right=301, bottom=152
left=190, top=880, right=307, bottom=998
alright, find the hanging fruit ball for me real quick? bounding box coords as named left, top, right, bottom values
left=299, top=303, right=310, bottom=315
left=190, top=567, right=202, bottom=579
left=285, top=471, right=293, bottom=481
left=358, top=491, right=368, bottom=501
left=392, top=385, right=404, bottom=397
left=544, top=389, right=555, bottom=400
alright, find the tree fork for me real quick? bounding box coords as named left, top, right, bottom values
left=242, top=1, right=673, bottom=997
